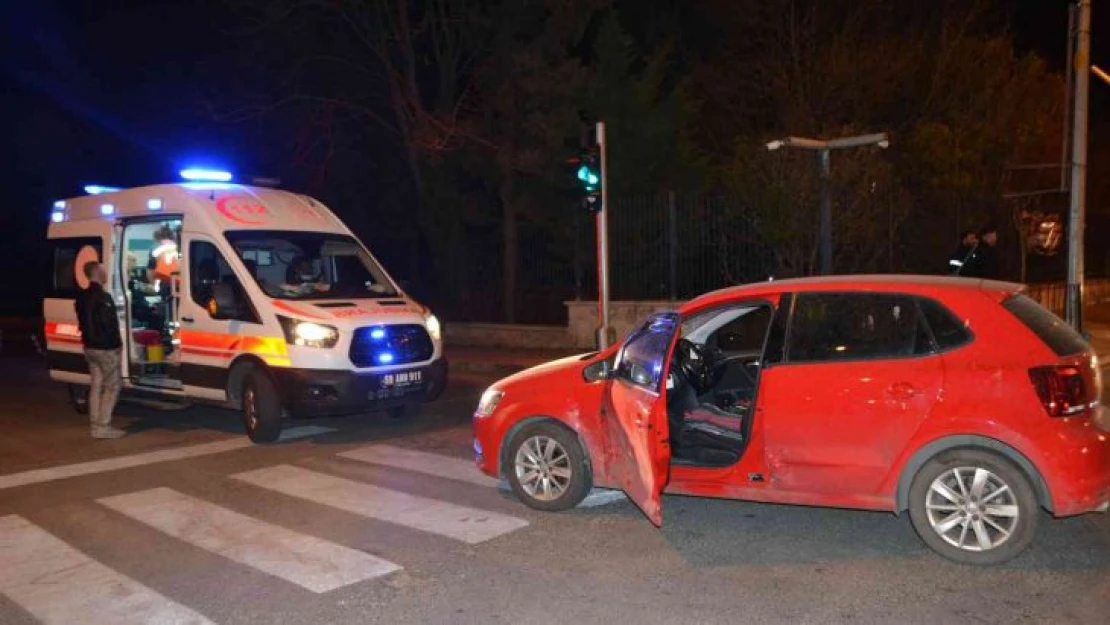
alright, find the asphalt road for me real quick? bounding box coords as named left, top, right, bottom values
left=0, top=356, right=1107, bottom=625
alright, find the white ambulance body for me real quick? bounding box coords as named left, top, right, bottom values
left=44, top=179, right=446, bottom=442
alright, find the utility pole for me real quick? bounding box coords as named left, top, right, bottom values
left=766, top=133, right=890, bottom=275
left=1067, top=0, right=1091, bottom=330
left=596, top=122, right=612, bottom=349
left=818, top=149, right=832, bottom=274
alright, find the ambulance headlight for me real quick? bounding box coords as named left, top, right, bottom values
left=424, top=313, right=442, bottom=341
left=277, top=315, right=339, bottom=348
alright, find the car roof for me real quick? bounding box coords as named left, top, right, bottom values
left=681, top=274, right=1024, bottom=312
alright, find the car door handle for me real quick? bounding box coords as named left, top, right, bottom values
left=180, top=317, right=194, bottom=324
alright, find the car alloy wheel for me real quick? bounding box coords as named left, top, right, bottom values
left=908, top=449, right=1040, bottom=565
left=505, top=422, right=591, bottom=512
left=925, top=466, right=1020, bottom=552
left=514, top=435, right=572, bottom=502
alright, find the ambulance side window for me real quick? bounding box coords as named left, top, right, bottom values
left=47, top=237, right=103, bottom=298
left=189, top=241, right=256, bottom=323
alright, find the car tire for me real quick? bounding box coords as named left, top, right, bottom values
left=908, top=449, right=1041, bottom=565
left=68, top=384, right=90, bottom=415
left=242, top=370, right=283, bottom=444
left=506, top=422, right=591, bottom=512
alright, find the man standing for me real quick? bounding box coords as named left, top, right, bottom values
left=75, top=261, right=126, bottom=439
left=947, top=230, right=978, bottom=275
left=963, top=222, right=1001, bottom=279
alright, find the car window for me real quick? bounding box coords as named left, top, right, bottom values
left=615, top=315, right=678, bottom=392
left=710, top=306, right=772, bottom=354
left=918, top=297, right=972, bottom=351
left=1002, top=294, right=1088, bottom=357
left=787, top=292, right=927, bottom=363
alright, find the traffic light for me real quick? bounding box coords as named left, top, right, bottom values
left=573, top=145, right=602, bottom=214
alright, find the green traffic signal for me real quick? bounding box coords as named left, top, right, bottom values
left=577, top=164, right=599, bottom=190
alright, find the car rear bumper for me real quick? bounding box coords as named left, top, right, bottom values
left=271, top=358, right=448, bottom=417
left=1048, top=444, right=1110, bottom=517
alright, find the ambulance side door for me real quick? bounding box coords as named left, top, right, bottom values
left=179, top=234, right=261, bottom=399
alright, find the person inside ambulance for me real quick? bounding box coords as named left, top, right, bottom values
left=280, top=256, right=331, bottom=296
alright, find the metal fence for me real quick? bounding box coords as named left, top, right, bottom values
left=417, top=190, right=1107, bottom=325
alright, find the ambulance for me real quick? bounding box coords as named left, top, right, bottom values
left=43, top=170, right=447, bottom=442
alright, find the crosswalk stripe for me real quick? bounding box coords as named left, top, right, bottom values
left=97, top=487, right=400, bottom=593
left=0, top=514, right=214, bottom=625
left=0, top=426, right=333, bottom=491
left=338, top=445, right=496, bottom=487
left=232, top=465, right=529, bottom=544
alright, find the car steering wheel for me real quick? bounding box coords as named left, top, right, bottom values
left=675, top=338, right=714, bottom=393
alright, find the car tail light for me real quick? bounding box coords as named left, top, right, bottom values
left=1029, top=364, right=1096, bottom=417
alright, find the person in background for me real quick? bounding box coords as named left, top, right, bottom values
left=75, top=261, right=126, bottom=439
left=947, top=230, right=979, bottom=275
left=963, top=222, right=1000, bottom=279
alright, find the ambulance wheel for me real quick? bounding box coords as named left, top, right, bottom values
left=242, top=371, right=283, bottom=443
left=388, top=403, right=421, bottom=420
left=68, top=385, right=90, bottom=415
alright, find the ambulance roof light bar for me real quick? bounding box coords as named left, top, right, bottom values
left=180, top=168, right=233, bottom=182
left=84, top=185, right=122, bottom=195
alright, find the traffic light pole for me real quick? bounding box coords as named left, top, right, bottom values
left=596, top=121, right=612, bottom=349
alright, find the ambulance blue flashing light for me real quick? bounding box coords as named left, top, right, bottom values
left=148, top=198, right=164, bottom=211
left=53, top=201, right=66, bottom=210
left=51, top=211, right=65, bottom=223
left=84, top=185, right=121, bottom=195
left=100, top=204, right=115, bottom=216
left=180, top=168, right=233, bottom=182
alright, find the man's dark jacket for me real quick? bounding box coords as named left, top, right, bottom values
left=76, top=282, right=123, bottom=350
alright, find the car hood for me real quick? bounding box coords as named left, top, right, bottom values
left=494, top=352, right=598, bottom=389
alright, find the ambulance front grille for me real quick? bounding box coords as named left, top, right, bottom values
left=349, top=324, right=433, bottom=367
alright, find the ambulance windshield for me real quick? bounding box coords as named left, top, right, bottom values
left=224, top=230, right=399, bottom=300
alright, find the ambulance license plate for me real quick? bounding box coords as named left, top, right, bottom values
left=380, top=370, right=423, bottom=389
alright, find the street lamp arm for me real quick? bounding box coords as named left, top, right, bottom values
left=827, top=133, right=891, bottom=149
left=779, top=137, right=829, bottom=150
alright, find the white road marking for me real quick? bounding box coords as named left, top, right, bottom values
left=0, top=515, right=214, bottom=625
left=98, top=487, right=398, bottom=593
left=0, top=427, right=335, bottom=491
left=339, top=445, right=496, bottom=487
left=233, top=465, right=529, bottom=544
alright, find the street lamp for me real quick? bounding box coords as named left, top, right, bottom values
left=766, top=132, right=890, bottom=274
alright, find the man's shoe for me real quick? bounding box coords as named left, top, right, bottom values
left=92, top=427, right=127, bottom=439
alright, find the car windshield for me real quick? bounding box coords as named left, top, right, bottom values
left=224, top=230, right=398, bottom=300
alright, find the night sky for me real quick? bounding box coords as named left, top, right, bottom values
left=1, top=0, right=1107, bottom=316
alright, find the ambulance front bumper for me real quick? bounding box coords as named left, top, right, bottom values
left=271, top=358, right=448, bottom=417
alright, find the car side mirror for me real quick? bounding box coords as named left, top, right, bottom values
left=583, top=359, right=612, bottom=382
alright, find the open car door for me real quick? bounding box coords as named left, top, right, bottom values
left=602, top=313, right=680, bottom=526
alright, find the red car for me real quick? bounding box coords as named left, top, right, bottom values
left=472, top=276, right=1110, bottom=564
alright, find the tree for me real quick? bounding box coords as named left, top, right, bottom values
left=698, top=0, right=1065, bottom=277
